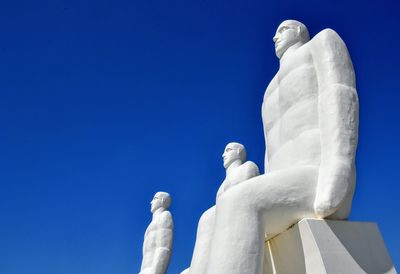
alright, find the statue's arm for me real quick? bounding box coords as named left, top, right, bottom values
left=311, top=29, right=359, bottom=217
left=217, top=162, right=260, bottom=199
left=152, top=211, right=174, bottom=273
left=247, top=161, right=260, bottom=178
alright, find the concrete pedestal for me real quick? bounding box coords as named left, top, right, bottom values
left=263, top=219, right=396, bottom=274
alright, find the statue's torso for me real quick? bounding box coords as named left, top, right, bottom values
left=141, top=215, right=161, bottom=269
left=262, top=44, right=321, bottom=172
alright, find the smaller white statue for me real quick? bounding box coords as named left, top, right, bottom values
left=217, top=142, right=260, bottom=198
left=140, top=192, right=173, bottom=274
left=185, top=142, right=259, bottom=274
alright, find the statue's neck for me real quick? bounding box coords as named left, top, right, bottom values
left=226, top=160, right=242, bottom=175
left=152, top=207, right=165, bottom=219
left=280, top=41, right=304, bottom=63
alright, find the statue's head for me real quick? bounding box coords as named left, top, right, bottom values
left=273, top=20, right=310, bottom=59
left=150, top=191, right=171, bottom=213
left=222, top=142, right=246, bottom=169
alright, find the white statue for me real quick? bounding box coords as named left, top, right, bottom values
left=189, top=19, right=358, bottom=274
left=140, top=192, right=173, bottom=274
left=217, top=142, right=260, bottom=198
left=184, top=142, right=259, bottom=274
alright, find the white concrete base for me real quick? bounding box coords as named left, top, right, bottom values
left=263, top=219, right=396, bottom=274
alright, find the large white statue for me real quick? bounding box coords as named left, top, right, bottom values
left=140, top=192, right=173, bottom=274
left=185, top=142, right=259, bottom=274
left=189, top=19, right=359, bottom=274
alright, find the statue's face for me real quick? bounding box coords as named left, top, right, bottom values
left=150, top=194, right=163, bottom=213
left=273, top=22, right=301, bottom=59
left=222, top=143, right=240, bottom=169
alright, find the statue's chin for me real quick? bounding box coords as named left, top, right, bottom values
left=275, top=48, right=284, bottom=59
left=275, top=50, right=283, bottom=59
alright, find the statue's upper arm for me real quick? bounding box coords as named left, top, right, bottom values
left=160, top=211, right=173, bottom=230
left=154, top=211, right=173, bottom=250
left=311, top=28, right=358, bottom=162
left=311, top=28, right=355, bottom=89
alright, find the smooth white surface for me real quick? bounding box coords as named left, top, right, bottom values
left=186, top=20, right=359, bottom=274
left=264, top=219, right=397, bottom=274
left=186, top=143, right=259, bottom=274
left=180, top=269, right=190, bottom=274
left=139, top=192, right=173, bottom=274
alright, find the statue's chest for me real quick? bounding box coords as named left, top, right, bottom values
left=262, top=52, right=318, bottom=132
left=145, top=218, right=160, bottom=237
left=225, top=167, right=246, bottom=184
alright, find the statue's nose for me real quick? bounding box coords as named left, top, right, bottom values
left=273, top=34, right=278, bottom=43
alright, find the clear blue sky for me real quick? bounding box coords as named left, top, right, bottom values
left=0, top=0, right=399, bottom=273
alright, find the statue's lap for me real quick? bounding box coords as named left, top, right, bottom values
left=216, top=166, right=319, bottom=236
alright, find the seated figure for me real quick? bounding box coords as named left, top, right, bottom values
left=217, top=142, right=260, bottom=198
left=192, top=20, right=359, bottom=274
left=185, top=142, right=259, bottom=274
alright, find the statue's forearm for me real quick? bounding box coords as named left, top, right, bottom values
left=151, top=246, right=172, bottom=273
left=315, top=84, right=358, bottom=217
left=151, top=226, right=173, bottom=273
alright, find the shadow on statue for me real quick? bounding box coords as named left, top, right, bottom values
left=264, top=219, right=396, bottom=274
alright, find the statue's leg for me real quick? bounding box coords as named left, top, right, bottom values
left=189, top=206, right=216, bottom=274
left=207, top=167, right=318, bottom=274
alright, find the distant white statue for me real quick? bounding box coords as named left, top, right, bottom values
left=140, top=192, right=173, bottom=274
left=217, top=142, right=260, bottom=198
left=184, top=142, right=259, bottom=274
left=190, top=20, right=358, bottom=274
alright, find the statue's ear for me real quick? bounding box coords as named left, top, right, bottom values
left=236, top=148, right=241, bottom=156
left=297, top=25, right=301, bottom=35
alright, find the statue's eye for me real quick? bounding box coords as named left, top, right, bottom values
left=280, top=26, right=288, bottom=33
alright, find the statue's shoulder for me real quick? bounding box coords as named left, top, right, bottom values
left=242, top=161, right=260, bottom=176
left=243, top=160, right=258, bottom=170
left=309, top=28, right=353, bottom=77
left=309, top=28, right=350, bottom=59
left=311, top=28, right=344, bottom=47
